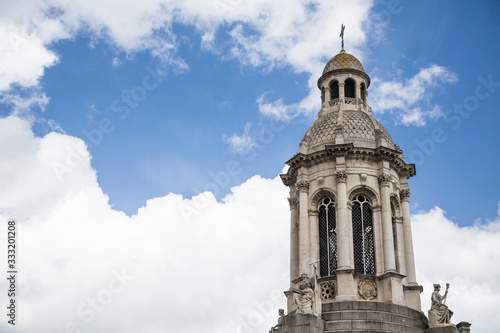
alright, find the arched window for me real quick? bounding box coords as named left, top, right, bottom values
left=345, top=79, right=355, bottom=98
left=330, top=81, right=339, bottom=100
left=319, top=197, right=337, bottom=277
left=360, top=83, right=366, bottom=103
left=352, top=195, right=375, bottom=275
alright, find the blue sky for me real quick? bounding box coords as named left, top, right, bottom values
left=1, top=0, right=500, bottom=332
left=10, top=0, right=497, bottom=225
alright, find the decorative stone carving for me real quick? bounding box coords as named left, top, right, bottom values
left=291, top=274, right=315, bottom=315
left=378, top=173, right=392, bottom=186
left=269, top=309, right=285, bottom=333
left=399, top=189, right=411, bottom=202
left=359, top=173, right=367, bottom=184
left=334, top=124, right=343, bottom=135
left=288, top=198, right=299, bottom=209
left=320, top=281, right=335, bottom=301
left=358, top=279, right=377, bottom=300
left=335, top=171, right=347, bottom=183
left=296, top=181, right=309, bottom=192
left=429, top=283, right=454, bottom=327
left=308, top=209, right=318, bottom=217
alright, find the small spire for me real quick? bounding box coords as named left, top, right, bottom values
left=340, top=24, right=345, bottom=52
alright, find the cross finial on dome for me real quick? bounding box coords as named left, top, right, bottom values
left=340, top=24, right=346, bottom=52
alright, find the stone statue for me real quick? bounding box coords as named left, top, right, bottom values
left=269, top=309, right=285, bottom=333
left=291, top=275, right=315, bottom=315
left=429, top=283, right=454, bottom=325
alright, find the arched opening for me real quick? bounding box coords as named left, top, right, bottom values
left=330, top=81, right=339, bottom=100
left=352, top=195, right=375, bottom=275
left=345, top=79, right=355, bottom=98
left=360, top=83, right=366, bottom=103
left=318, top=197, right=337, bottom=277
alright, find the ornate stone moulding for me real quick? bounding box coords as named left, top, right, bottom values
left=280, top=144, right=414, bottom=186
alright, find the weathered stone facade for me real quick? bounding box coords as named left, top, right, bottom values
left=276, top=50, right=432, bottom=332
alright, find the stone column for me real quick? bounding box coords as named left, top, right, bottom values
left=372, top=205, right=384, bottom=274
left=335, top=171, right=349, bottom=269
left=288, top=197, right=299, bottom=281
left=378, top=173, right=397, bottom=272
left=309, top=209, right=319, bottom=273
left=355, top=84, right=361, bottom=111
left=324, top=86, right=331, bottom=102
left=400, top=189, right=417, bottom=284
left=334, top=170, right=356, bottom=301
left=296, top=181, right=310, bottom=275
left=338, top=82, right=345, bottom=111
left=394, top=216, right=406, bottom=276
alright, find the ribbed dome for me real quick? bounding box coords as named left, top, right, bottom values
left=323, top=51, right=364, bottom=74
left=302, top=110, right=395, bottom=150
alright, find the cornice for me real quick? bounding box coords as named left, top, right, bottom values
left=281, top=144, right=416, bottom=187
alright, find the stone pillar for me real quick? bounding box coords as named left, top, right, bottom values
left=334, top=170, right=356, bottom=301
left=288, top=197, right=299, bottom=281
left=335, top=171, right=349, bottom=269
left=394, top=216, right=406, bottom=276
left=309, top=208, right=321, bottom=316
left=309, top=209, right=319, bottom=272
left=355, top=84, right=361, bottom=111
left=372, top=206, right=384, bottom=275
left=378, top=173, right=397, bottom=272
left=297, top=181, right=310, bottom=275
left=338, top=82, right=345, bottom=111
left=400, top=189, right=417, bottom=285
left=324, top=86, right=331, bottom=102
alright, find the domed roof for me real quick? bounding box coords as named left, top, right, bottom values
left=302, top=110, right=395, bottom=150
left=323, top=51, right=364, bottom=74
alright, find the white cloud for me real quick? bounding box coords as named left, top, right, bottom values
left=370, top=65, right=458, bottom=126
left=0, top=22, right=60, bottom=91
left=223, top=122, right=256, bottom=153
left=111, top=57, right=122, bottom=67
left=412, top=206, right=500, bottom=332
left=0, top=115, right=290, bottom=333
left=0, top=0, right=375, bottom=119
left=0, top=90, right=49, bottom=116
left=0, top=116, right=499, bottom=332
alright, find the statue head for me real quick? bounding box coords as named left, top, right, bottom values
left=433, top=283, right=441, bottom=291
left=278, top=309, right=284, bottom=316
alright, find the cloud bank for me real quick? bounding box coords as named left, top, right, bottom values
left=0, top=116, right=499, bottom=332
left=370, top=65, right=458, bottom=126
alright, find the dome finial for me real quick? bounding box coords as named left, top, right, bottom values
left=340, top=24, right=346, bottom=52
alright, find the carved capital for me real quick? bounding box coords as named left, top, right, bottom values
left=399, top=189, right=411, bottom=202
left=308, top=209, right=318, bottom=217
left=335, top=171, right=348, bottom=183
left=296, top=181, right=309, bottom=192
left=378, top=173, right=392, bottom=187
left=288, top=197, right=299, bottom=209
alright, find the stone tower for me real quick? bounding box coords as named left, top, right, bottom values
left=276, top=50, right=429, bottom=332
